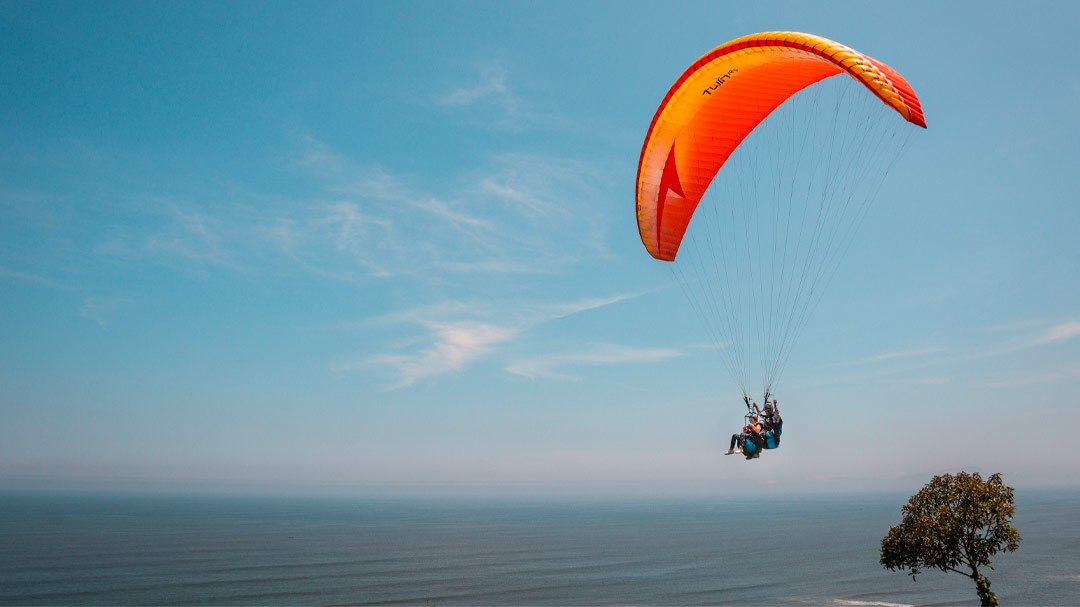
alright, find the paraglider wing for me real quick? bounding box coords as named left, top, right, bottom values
left=636, top=31, right=925, bottom=262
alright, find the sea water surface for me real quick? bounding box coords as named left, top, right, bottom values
left=1, top=489, right=1077, bottom=606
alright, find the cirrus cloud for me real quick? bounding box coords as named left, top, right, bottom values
left=346, top=320, right=518, bottom=389
left=1032, top=320, right=1080, bottom=346
left=506, top=344, right=683, bottom=381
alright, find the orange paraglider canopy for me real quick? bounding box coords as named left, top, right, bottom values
left=636, top=31, right=925, bottom=262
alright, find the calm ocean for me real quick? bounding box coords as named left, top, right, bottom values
left=1, top=489, right=1076, bottom=606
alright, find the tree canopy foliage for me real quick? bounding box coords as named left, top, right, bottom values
left=880, top=472, right=1020, bottom=606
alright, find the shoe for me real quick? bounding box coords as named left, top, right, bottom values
left=735, top=447, right=743, bottom=454
left=723, top=449, right=734, bottom=455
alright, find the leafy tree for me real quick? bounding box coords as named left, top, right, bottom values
left=880, top=472, right=1020, bottom=606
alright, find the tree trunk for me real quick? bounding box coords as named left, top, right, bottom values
left=974, top=573, right=998, bottom=607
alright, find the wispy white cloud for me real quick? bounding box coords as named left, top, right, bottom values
left=295, top=134, right=348, bottom=176
left=362, top=291, right=646, bottom=332
left=342, top=292, right=652, bottom=387
left=981, top=367, right=1080, bottom=389
left=535, top=292, right=650, bottom=321
left=0, top=265, right=70, bottom=290
left=29, top=135, right=626, bottom=388
left=479, top=176, right=567, bottom=220
left=506, top=344, right=682, bottom=381
left=258, top=198, right=397, bottom=281
left=407, top=196, right=494, bottom=233
left=89, top=137, right=611, bottom=288
left=835, top=318, right=1080, bottom=388
left=79, top=297, right=132, bottom=327
left=347, top=300, right=484, bottom=329
left=983, top=317, right=1058, bottom=333
left=275, top=143, right=612, bottom=281
left=344, top=320, right=518, bottom=389
left=1032, top=321, right=1080, bottom=346
left=911, top=377, right=951, bottom=385
left=93, top=198, right=248, bottom=272
left=436, top=62, right=511, bottom=107
left=145, top=203, right=238, bottom=268
left=830, top=346, right=944, bottom=367
left=954, top=318, right=1080, bottom=362
left=821, top=317, right=1080, bottom=387
left=433, top=62, right=564, bottom=131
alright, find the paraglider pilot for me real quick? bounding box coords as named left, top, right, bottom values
left=761, top=399, right=783, bottom=449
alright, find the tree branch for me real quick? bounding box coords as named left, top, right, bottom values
left=944, top=565, right=974, bottom=579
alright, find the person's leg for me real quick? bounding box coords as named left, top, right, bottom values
left=725, top=434, right=743, bottom=455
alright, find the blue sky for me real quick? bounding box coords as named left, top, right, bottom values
left=2, top=1, right=1078, bottom=495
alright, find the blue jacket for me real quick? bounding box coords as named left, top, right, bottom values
left=763, top=419, right=783, bottom=449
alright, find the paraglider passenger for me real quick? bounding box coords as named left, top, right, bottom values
left=724, top=415, right=763, bottom=456
left=742, top=415, right=764, bottom=459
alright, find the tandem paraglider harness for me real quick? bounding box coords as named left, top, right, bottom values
left=740, top=395, right=782, bottom=459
